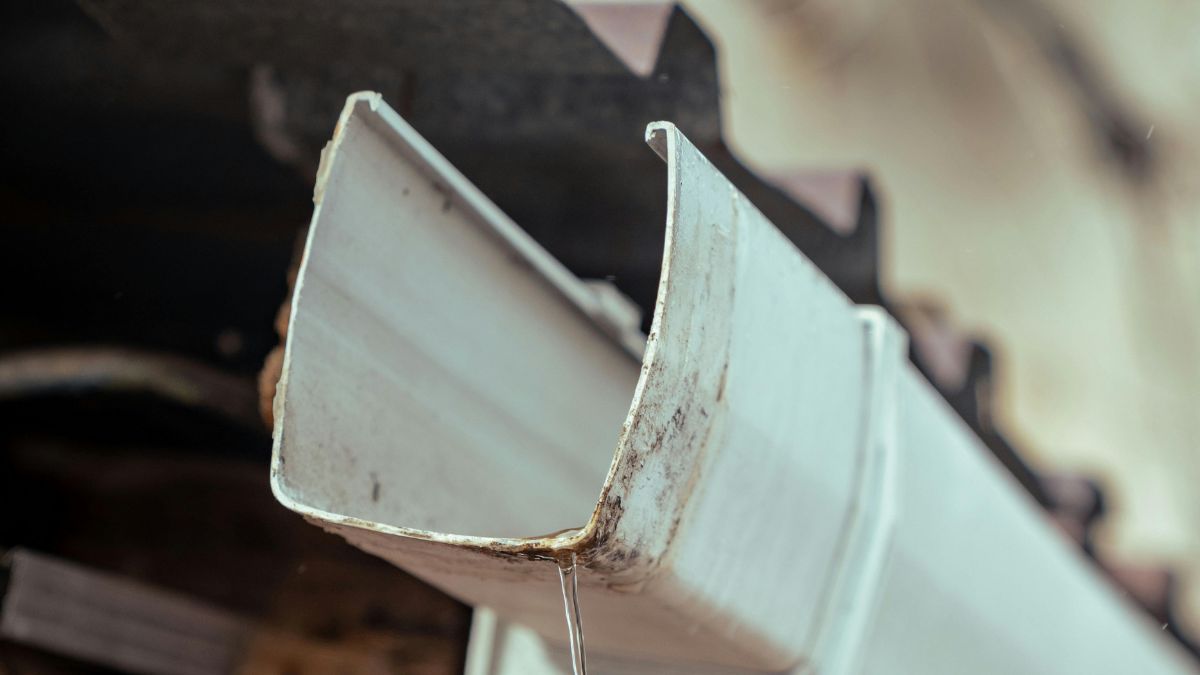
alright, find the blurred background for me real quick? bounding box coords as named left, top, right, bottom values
left=686, top=0, right=1200, bottom=629
left=0, top=0, right=1196, bottom=672
left=685, top=0, right=1200, bottom=633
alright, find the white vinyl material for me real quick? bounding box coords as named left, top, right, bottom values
left=272, top=93, right=1196, bottom=674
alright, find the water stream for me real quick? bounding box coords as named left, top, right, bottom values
left=557, top=553, right=587, bottom=675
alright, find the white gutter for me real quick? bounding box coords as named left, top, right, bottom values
left=271, top=92, right=1196, bottom=674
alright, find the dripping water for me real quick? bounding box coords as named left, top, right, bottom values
left=557, top=553, right=587, bottom=675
